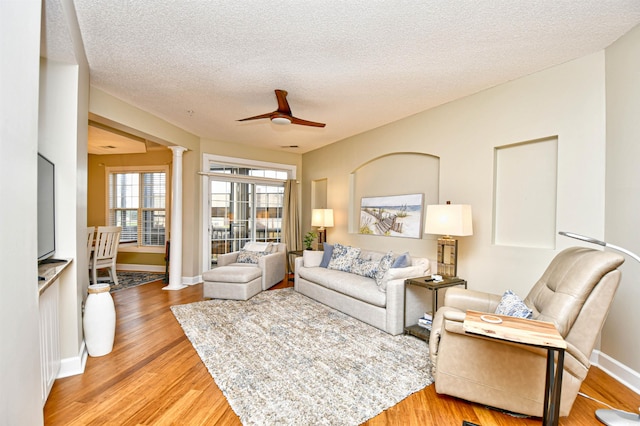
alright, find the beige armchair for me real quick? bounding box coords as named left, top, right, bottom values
left=428, top=247, right=624, bottom=417
left=217, top=242, right=287, bottom=291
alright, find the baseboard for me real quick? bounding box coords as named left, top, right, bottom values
left=591, top=349, right=640, bottom=395
left=116, top=263, right=165, bottom=273
left=184, top=275, right=203, bottom=286
left=57, top=340, right=88, bottom=379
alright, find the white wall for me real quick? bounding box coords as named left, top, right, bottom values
left=0, top=1, right=45, bottom=424
left=605, top=24, right=640, bottom=375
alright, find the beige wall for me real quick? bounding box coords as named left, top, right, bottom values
left=605, top=24, right=640, bottom=374
left=89, top=88, right=203, bottom=277
left=88, top=149, right=173, bottom=266
left=304, top=52, right=607, bottom=296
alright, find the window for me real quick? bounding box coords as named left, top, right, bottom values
left=202, top=155, right=294, bottom=267
left=107, top=166, right=169, bottom=247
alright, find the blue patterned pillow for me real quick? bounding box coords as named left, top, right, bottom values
left=327, top=243, right=361, bottom=272
left=237, top=249, right=268, bottom=264
left=351, top=257, right=379, bottom=278
left=495, top=290, right=533, bottom=318
left=374, top=251, right=395, bottom=289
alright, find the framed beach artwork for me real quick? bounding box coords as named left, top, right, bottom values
left=359, top=193, right=424, bottom=239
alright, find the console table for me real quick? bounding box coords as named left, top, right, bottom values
left=38, top=258, right=72, bottom=404
left=463, top=309, right=566, bottom=426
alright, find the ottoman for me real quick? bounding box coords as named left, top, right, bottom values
left=202, top=265, right=263, bottom=300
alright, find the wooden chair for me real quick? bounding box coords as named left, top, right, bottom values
left=91, top=226, right=121, bottom=286
left=86, top=226, right=95, bottom=279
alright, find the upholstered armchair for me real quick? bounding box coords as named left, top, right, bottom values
left=428, top=247, right=624, bottom=417
left=217, top=242, right=287, bottom=290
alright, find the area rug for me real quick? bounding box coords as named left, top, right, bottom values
left=170, top=288, right=433, bottom=426
left=96, top=271, right=166, bottom=292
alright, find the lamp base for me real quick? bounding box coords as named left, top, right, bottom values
left=436, top=237, right=458, bottom=277
left=317, top=228, right=327, bottom=249
left=596, top=409, right=640, bottom=425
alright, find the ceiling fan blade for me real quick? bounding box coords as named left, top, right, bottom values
left=237, top=112, right=274, bottom=122
left=274, top=89, right=292, bottom=115
left=289, top=116, right=326, bottom=128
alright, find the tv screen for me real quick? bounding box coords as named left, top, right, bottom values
left=37, top=153, right=56, bottom=261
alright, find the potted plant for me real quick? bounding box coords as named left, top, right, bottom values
left=303, top=231, right=317, bottom=250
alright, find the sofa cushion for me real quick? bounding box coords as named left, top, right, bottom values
left=203, top=265, right=262, bottom=283
left=327, top=243, right=361, bottom=272
left=298, top=266, right=386, bottom=307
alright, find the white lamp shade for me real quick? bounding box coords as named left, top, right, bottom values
left=425, top=204, right=473, bottom=236
left=311, top=209, right=334, bottom=228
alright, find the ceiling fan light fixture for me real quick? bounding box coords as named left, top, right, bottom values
left=271, top=115, right=291, bottom=125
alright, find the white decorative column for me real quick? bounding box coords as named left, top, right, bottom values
left=164, top=146, right=188, bottom=290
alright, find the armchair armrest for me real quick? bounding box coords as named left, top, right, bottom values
left=443, top=287, right=502, bottom=313
left=218, top=251, right=239, bottom=266
left=258, top=250, right=286, bottom=290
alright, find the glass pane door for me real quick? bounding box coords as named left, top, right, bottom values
left=208, top=179, right=283, bottom=267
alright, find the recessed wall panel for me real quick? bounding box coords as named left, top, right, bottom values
left=493, top=137, right=558, bottom=248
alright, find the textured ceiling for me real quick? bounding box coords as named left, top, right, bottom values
left=46, top=1, right=640, bottom=153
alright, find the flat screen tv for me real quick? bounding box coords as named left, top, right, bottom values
left=37, top=153, right=56, bottom=262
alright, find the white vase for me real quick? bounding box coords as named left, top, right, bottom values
left=83, top=283, right=116, bottom=357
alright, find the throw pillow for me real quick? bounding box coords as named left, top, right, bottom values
left=391, top=252, right=411, bottom=268
left=351, top=257, right=379, bottom=278
left=495, top=290, right=533, bottom=318
left=319, top=243, right=334, bottom=268
left=243, top=242, right=272, bottom=253
left=327, top=243, right=361, bottom=272
left=374, top=251, right=395, bottom=290
left=237, top=249, right=268, bottom=264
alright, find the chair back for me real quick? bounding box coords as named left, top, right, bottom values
left=94, top=226, right=121, bottom=262
left=86, top=226, right=95, bottom=264
left=524, top=247, right=624, bottom=362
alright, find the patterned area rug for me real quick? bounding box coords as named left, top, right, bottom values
left=96, top=271, right=166, bottom=292
left=171, top=288, right=433, bottom=426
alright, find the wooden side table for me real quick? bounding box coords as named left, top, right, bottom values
left=403, top=276, right=467, bottom=341
left=287, top=250, right=304, bottom=284
left=463, top=309, right=567, bottom=426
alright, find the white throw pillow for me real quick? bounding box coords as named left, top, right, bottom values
left=243, top=242, right=272, bottom=252
left=303, top=250, right=323, bottom=268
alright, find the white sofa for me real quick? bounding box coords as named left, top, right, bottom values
left=294, top=245, right=431, bottom=335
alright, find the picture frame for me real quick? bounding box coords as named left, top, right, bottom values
left=359, top=193, right=424, bottom=239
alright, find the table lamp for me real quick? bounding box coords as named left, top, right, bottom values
left=559, top=231, right=640, bottom=426
left=312, top=209, right=334, bottom=247
left=424, top=202, right=473, bottom=277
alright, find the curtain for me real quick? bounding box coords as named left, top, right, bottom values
left=282, top=179, right=301, bottom=252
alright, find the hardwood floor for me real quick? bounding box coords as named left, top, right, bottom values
left=44, top=279, right=639, bottom=425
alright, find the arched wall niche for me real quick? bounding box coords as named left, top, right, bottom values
left=348, top=152, right=440, bottom=233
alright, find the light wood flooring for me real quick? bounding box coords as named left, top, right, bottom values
left=44, top=278, right=639, bottom=425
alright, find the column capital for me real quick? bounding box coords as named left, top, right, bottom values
left=168, top=146, right=188, bottom=156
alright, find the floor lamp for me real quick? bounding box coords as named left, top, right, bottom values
left=559, top=231, right=640, bottom=426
